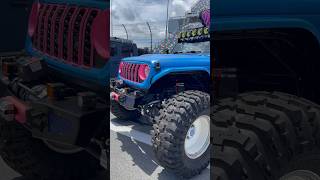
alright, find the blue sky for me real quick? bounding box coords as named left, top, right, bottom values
left=111, top=0, right=200, bottom=47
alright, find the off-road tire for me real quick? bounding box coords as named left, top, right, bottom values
left=152, top=90, right=210, bottom=178
left=0, top=120, right=101, bottom=180
left=111, top=99, right=139, bottom=121
left=212, top=91, right=320, bottom=180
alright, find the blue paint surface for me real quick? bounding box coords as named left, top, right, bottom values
left=119, top=53, right=210, bottom=90
left=211, top=0, right=320, bottom=42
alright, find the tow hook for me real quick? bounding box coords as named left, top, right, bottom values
left=0, top=99, right=15, bottom=121
left=0, top=96, right=29, bottom=123
left=110, top=92, right=119, bottom=101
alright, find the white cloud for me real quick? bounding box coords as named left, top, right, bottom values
left=171, top=0, right=196, bottom=16
left=111, top=0, right=199, bottom=47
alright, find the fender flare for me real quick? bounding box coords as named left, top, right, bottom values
left=212, top=17, right=320, bottom=43
left=151, top=67, right=210, bottom=85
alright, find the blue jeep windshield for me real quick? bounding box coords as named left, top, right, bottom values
left=173, top=41, right=210, bottom=54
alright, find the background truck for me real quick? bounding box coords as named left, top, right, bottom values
left=110, top=37, right=138, bottom=78
left=110, top=10, right=210, bottom=178
left=212, top=0, right=320, bottom=179
left=0, top=0, right=113, bottom=179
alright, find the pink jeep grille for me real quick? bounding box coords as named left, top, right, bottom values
left=32, top=3, right=101, bottom=68
left=120, top=62, right=143, bottom=83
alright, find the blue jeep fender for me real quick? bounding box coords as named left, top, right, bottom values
left=151, top=67, right=210, bottom=85
left=212, top=0, right=320, bottom=42
left=213, top=17, right=320, bottom=42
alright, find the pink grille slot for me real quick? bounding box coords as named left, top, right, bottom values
left=67, top=7, right=80, bottom=63
left=127, top=64, right=132, bottom=80
left=31, top=3, right=102, bottom=68
left=58, top=6, right=69, bottom=59
left=50, top=5, right=62, bottom=56
left=78, top=8, right=91, bottom=66
left=119, top=63, right=144, bottom=83
left=38, top=4, right=48, bottom=51
left=43, top=5, right=54, bottom=54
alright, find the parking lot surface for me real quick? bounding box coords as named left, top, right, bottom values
left=110, top=113, right=210, bottom=180
left=0, top=113, right=209, bottom=180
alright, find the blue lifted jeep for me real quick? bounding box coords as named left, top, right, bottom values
left=0, top=0, right=110, bottom=180
left=110, top=10, right=210, bottom=178
left=212, top=0, right=320, bottom=179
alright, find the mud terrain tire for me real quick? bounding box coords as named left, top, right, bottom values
left=212, top=91, right=320, bottom=180
left=0, top=120, right=101, bottom=180
left=152, top=90, right=210, bottom=178
left=111, top=99, right=139, bottom=121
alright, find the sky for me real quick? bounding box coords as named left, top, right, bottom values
left=111, top=0, right=201, bottom=48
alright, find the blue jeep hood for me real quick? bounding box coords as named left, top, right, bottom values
left=122, top=54, right=210, bottom=68
left=120, top=53, right=210, bottom=90
left=41, top=0, right=107, bottom=8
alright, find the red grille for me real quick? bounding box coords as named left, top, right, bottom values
left=120, top=63, right=143, bottom=83
left=31, top=3, right=101, bottom=68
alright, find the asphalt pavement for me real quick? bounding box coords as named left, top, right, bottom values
left=110, top=113, right=210, bottom=180
left=0, top=113, right=209, bottom=180
left=0, top=157, right=20, bottom=180
left=0, top=157, right=107, bottom=180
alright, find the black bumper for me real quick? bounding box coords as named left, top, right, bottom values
left=110, top=78, right=144, bottom=110
left=0, top=53, right=108, bottom=148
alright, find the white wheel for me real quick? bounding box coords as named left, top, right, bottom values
left=184, top=115, right=210, bottom=159
left=280, top=170, right=320, bottom=180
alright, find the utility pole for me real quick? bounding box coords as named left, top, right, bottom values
left=146, top=22, right=152, bottom=52
left=122, top=24, right=128, bottom=40
left=165, top=0, right=170, bottom=42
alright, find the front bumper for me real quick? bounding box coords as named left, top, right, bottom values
left=0, top=52, right=107, bottom=148
left=110, top=78, right=145, bottom=110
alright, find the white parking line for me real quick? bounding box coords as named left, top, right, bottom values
left=110, top=121, right=152, bottom=146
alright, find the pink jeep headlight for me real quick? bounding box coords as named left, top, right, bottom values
left=119, top=62, right=124, bottom=74
left=92, top=10, right=110, bottom=59
left=138, top=64, right=150, bottom=80
left=28, top=2, right=40, bottom=37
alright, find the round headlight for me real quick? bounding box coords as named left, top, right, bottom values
left=182, top=32, right=186, bottom=38
left=138, top=64, right=150, bottom=81
left=192, top=29, right=197, bottom=37
left=187, top=31, right=191, bottom=38
left=204, top=27, right=209, bottom=35
left=198, top=28, right=203, bottom=36
left=92, top=10, right=110, bottom=59
left=28, top=2, right=40, bottom=37
left=119, top=62, right=124, bottom=74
